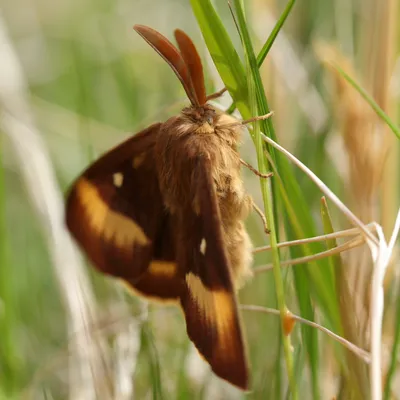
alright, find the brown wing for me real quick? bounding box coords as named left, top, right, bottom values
left=177, top=156, right=249, bottom=390
left=65, top=123, right=182, bottom=301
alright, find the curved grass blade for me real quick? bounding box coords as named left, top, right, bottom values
left=227, top=0, right=296, bottom=115
left=257, top=0, right=296, bottom=67
left=334, top=65, right=400, bottom=140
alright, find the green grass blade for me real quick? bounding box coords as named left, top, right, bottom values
left=384, top=289, right=400, bottom=399
left=245, top=2, right=342, bottom=336
left=320, top=198, right=337, bottom=246
left=257, top=0, right=297, bottom=66
left=222, top=0, right=297, bottom=82
left=141, top=322, right=165, bottom=400
left=175, top=341, right=191, bottom=400
left=233, top=1, right=298, bottom=398
left=320, top=197, right=369, bottom=399
left=0, top=137, right=19, bottom=396
left=265, top=135, right=341, bottom=333
left=268, top=155, right=340, bottom=324
left=226, top=0, right=296, bottom=115
left=192, top=1, right=341, bottom=396
left=190, top=0, right=249, bottom=116
left=334, top=65, right=400, bottom=140
left=319, top=198, right=337, bottom=285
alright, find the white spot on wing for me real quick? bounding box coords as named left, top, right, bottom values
left=113, top=172, right=123, bottom=187
left=200, top=238, right=207, bottom=255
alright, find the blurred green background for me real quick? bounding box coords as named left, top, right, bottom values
left=0, top=0, right=399, bottom=399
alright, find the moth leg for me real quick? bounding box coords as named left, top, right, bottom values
left=240, top=159, right=273, bottom=179
left=251, top=199, right=270, bottom=235
left=206, top=87, right=227, bottom=101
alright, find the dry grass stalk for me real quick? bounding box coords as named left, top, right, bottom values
left=316, top=31, right=398, bottom=397
left=315, top=42, right=382, bottom=399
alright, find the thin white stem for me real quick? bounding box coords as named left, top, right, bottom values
left=254, top=236, right=365, bottom=273
left=387, top=210, right=400, bottom=252
left=369, top=209, right=400, bottom=400
left=253, top=224, right=375, bottom=254
left=241, top=305, right=370, bottom=363
left=261, top=133, right=378, bottom=246
left=220, top=111, right=274, bottom=128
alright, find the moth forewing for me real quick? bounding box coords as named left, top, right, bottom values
left=179, top=155, right=250, bottom=389
left=65, top=124, right=182, bottom=301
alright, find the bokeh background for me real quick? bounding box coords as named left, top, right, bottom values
left=1, top=0, right=399, bottom=399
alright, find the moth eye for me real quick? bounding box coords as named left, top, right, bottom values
left=113, top=172, right=124, bottom=188
left=200, top=238, right=207, bottom=255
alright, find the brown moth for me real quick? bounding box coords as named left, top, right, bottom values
left=65, top=25, right=267, bottom=390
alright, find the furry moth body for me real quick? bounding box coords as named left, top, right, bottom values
left=65, top=25, right=254, bottom=390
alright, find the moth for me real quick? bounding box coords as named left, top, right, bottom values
left=65, top=25, right=270, bottom=390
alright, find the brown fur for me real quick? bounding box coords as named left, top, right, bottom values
left=155, top=106, right=253, bottom=288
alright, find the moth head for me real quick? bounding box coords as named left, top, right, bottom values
left=182, top=104, right=217, bottom=126
left=134, top=25, right=207, bottom=108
